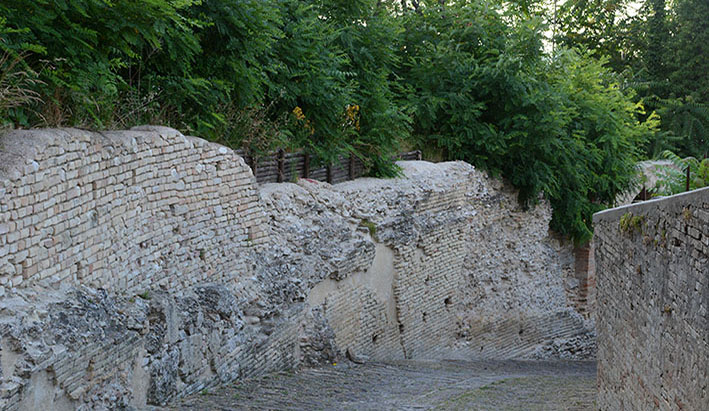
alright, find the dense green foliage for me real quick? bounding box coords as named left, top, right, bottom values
left=396, top=1, right=651, bottom=241
left=0, top=0, right=202, bottom=127
left=654, top=151, right=709, bottom=195
left=555, top=0, right=709, bottom=159
left=0, top=0, right=663, bottom=242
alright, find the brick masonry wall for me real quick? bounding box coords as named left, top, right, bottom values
left=571, top=244, right=595, bottom=320
left=0, top=128, right=593, bottom=409
left=0, top=126, right=267, bottom=294
left=594, top=187, right=709, bottom=410
left=454, top=177, right=594, bottom=360
left=327, top=172, right=472, bottom=361
left=263, top=161, right=594, bottom=363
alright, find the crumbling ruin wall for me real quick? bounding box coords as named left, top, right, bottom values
left=257, top=161, right=595, bottom=364
left=594, top=188, right=708, bottom=410
left=0, top=128, right=593, bottom=409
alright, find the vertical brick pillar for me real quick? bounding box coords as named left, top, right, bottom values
left=572, top=243, right=595, bottom=318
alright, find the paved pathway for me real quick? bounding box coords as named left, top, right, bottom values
left=174, top=360, right=596, bottom=410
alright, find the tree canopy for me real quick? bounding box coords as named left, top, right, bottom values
left=4, top=0, right=704, bottom=242
left=555, top=0, right=708, bottom=159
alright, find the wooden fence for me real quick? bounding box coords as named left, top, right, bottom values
left=234, top=149, right=422, bottom=184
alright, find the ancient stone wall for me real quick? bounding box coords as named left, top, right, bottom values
left=594, top=188, right=709, bottom=410
left=260, top=161, right=594, bottom=363
left=0, top=128, right=593, bottom=409
left=453, top=177, right=595, bottom=360
left=0, top=126, right=267, bottom=294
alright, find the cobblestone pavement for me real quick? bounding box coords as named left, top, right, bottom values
left=173, top=360, right=597, bottom=410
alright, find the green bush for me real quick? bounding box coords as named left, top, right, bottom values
left=322, top=0, right=411, bottom=177
left=264, top=0, right=355, bottom=162
left=0, top=0, right=653, bottom=242
left=394, top=1, right=652, bottom=242
left=654, top=150, right=709, bottom=195
left=0, top=0, right=201, bottom=127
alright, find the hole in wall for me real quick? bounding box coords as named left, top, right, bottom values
left=518, top=328, right=524, bottom=336
left=444, top=297, right=452, bottom=307
left=422, top=312, right=428, bottom=323
left=372, top=334, right=378, bottom=344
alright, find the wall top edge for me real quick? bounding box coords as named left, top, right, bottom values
left=0, top=126, right=232, bottom=182
left=592, top=186, right=709, bottom=223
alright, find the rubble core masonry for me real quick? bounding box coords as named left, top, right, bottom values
left=0, top=127, right=593, bottom=409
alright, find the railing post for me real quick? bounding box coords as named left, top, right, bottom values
left=349, top=154, right=355, bottom=180
left=277, top=148, right=285, bottom=183
left=327, top=164, right=333, bottom=184
left=417, top=150, right=422, bottom=161
left=249, top=154, right=257, bottom=178
left=686, top=166, right=691, bottom=192
left=303, top=153, right=310, bottom=179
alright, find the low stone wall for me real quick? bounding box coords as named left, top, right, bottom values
left=0, top=127, right=593, bottom=409
left=594, top=188, right=709, bottom=410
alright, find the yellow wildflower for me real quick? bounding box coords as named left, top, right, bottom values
left=292, top=106, right=305, bottom=121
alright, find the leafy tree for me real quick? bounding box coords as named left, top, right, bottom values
left=318, top=0, right=411, bottom=176
left=0, top=0, right=201, bottom=127
left=556, top=0, right=708, bottom=160
left=636, top=0, right=709, bottom=160
left=667, top=0, right=709, bottom=102
left=646, top=0, right=669, bottom=86
left=553, top=0, right=637, bottom=72
left=395, top=1, right=652, bottom=242
left=539, top=51, right=652, bottom=239
left=264, top=0, right=355, bottom=162
left=174, top=0, right=281, bottom=139
left=656, top=98, right=709, bottom=158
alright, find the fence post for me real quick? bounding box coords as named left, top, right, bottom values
left=277, top=148, right=285, bottom=183
left=349, top=154, right=355, bottom=180
left=416, top=150, right=422, bottom=161
left=686, top=166, right=691, bottom=192
left=327, top=164, right=333, bottom=184
left=303, top=153, right=310, bottom=179
left=249, top=154, right=257, bottom=179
